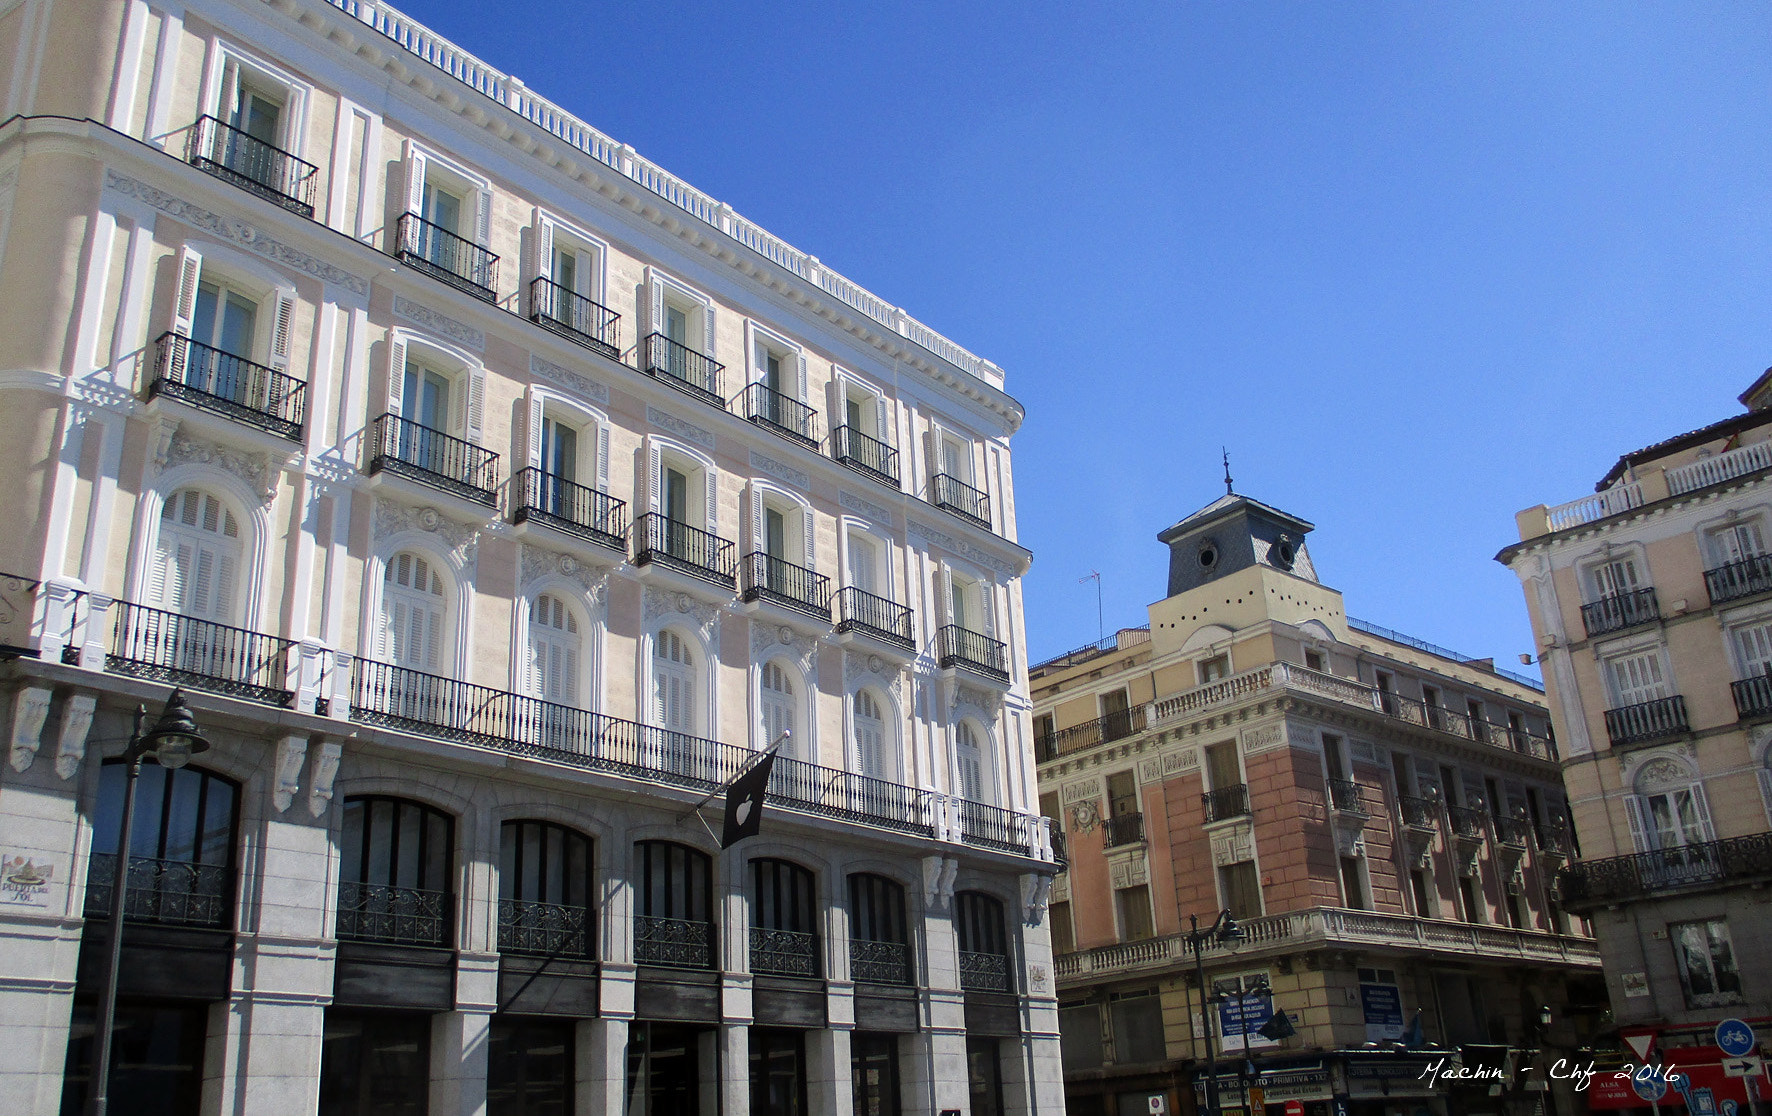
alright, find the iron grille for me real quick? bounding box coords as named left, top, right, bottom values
left=750, top=927, right=819, bottom=977
left=831, top=425, right=900, bottom=487
left=528, top=276, right=621, bottom=358
left=642, top=332, right=724, bottom=406
left=84, top=853, right=231, bottom=929
left=368, top=412, right=500, bottom=506
left=513, top=467, right=627, bottom=552
left=936, top=624, right=1009, bottom=681
left=958, top=949, right=1010, bottom=993
left=631, top=513, right=736, bottom=587
left=931, top=472, right=990, bottom=529
left=849, top=938, right=913, bottom=985
left=1604, top=695, right=1690, bottom=746
left=151, top=332, right=307, bottom=440
left=742, top=552, right=831, bottom=619
left=186, top=114, right=318, bottom=217
left=107, top=599, right=295, bottom=707
left=737, top=382, right=819, bottom=448
left=835, top=586, right=914, bottom=650
left=336, top=881, right=450, bottom=946
left=633, top=914, right=715, bottom=969
left=1202, top=784, right=1250, bottom=822
left=395, top=211, right=499, bottom=300
left=498, top=898, right=591, bottom=958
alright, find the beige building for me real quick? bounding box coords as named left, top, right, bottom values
left=0, top=1, right=1062, bottom=1114
left=1034, top=492, right=1603, bottom=1116
left=1499, top=372, right=1772, bottom=1109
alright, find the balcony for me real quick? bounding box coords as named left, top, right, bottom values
left=528, top=277, right=621, bottom=360
left=834, top=586, right=914, bottom=652
left=741, top=552, right=831, bottom=621
left=937, top=624, right=1009, bottom=683
left=1557, top=832, right=1772, bottom=911
left=1497, top=816, right=1533, bottom=848
left=634, top=914, right=715, bottom=970
left=750, top=927, right=819, bottom=978
left=1104, top=812, right=1145, bottom=848
left=499, top=898, right=591, bottom=958
left=1037, top=709, right=1148, bottom=761
left=737, top=383, right=819, bottom=449
left=0, top=570, right=39, bottom=656
left=1448, top=806, right=1488, bottom=841
left=1399, top=795, right=1438, bottom=830
left=958, top=799, right=1028, bottom=854
left=1708, top=555, right=1772, bottom=605
left=958, top=949, right=1011, bottom=993
left=84, top=853, right=230, bottom=929
left=394, top=212, right=498, bottom=301
left=149, top=332, right=306, bottom=441
left=336, top=881, right=451, bottom=947
left=186, top=114, right=318, bottom=217
left=831, top=425, right=899, bottom=488
left=1732, top=676, right=1772, bottom=719
left=105, top=599, right=295, bottom=707
left=1536, top=824, right=1574, bottom=858
left=931, top=472, right=990, bottom=530
left=1604, top=695, right=1690, bottom=746
left=849, top=938, right=913, bottom=985
left=1580, top=588, right=1660, bottom=638
left=631, top=514, right=736, bottom=589
left=1202, top=784, right=1250, bottom=823
left=1328, top=779, right=1369, bottom=816
left=512, top=467, right=627, bottom=553
left=642, top=332, right=724, bottom=407
left=367, top=413, right=499, bottom=508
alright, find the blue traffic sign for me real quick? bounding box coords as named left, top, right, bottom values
left=1717, top=1020, right=1757, bottom=1059
left=1691, top=1088, right=1718, bottom=1116
left=1635, top=1075, right=1669, bottom=1103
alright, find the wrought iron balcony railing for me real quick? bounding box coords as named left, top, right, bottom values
left=186, top=114, right=318, bottom=217
left=958, top=949, right=1011, bottom=993
left=1496, top=816, right=1533, bottom=848
left=831, top=425, right=900, bottom=487
left=513, top=467, right=627, bottom=552
left=931, top=472, right=990, bottom=530
left=394, top=212, right=498, bottom=301
left=1604, top=695, right=1689, bottom=746
left=834, top=586, right=914, bottom=650
left=1558, top=832, right=1772, bottom=910
left=84, top=853, right=231, bottom=929
left=1536, top=823, right=1574, bottom=857
left=1104, top=812, right=1145, bottom=848
left=634, top=914, right=715, bottom=970
left=849, top=937, right=913, bottom=985
left=1734, top=675, right=1772, bottom=719
left=499, top=898, right=591, bottom=958
left=642, top=332, right=724, bottom=407
left=1202, top=784, right=1250, bottom=823
left=106, top=599, right=296, bottom=707
left=0, top=570, right=40, bottom=656
left=151, top=332, right=306, bottom=441
left=958, top=799, right=1025, bottom=854
left=737, top=383, right=819, bottom=449
left=1039, top=709, right=1148, bottom=760
left=631, top=513, right=736, bottom=588
left=742, top=552, right=831, bottom=620
left=750, top=927, right=819, bottom=978
left=1707, top=555, right=1772, bottom=605
left=528, top=276, right=621, bottom=359
left=1399, top=796, right=1438, bottom=829
left=336, top=881, right=450, bottom=947
left=1449, top=806, right=1488, bottom=841
left=1328, top=779, right=1369, bottom=816
left=1580, top=588, right=1661, bottom=638
left=368, top=412, right=499, bottom=506
left=937, top=624, right=1009, bottom=682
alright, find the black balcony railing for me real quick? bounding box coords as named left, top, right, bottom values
left=849, top=938, right=913, bottom=985
left=151, top=332, right=306, bottom=441
left=1399, top=795, right=1438, bottom=829
left=84, top=853, right=231, bottom=929
left=1707, top=555, right=1772, bottom=605
left=395, top=212, right=498, bottom=301
left=634, top=914, right=715, bottom=970
left=1558, top=832, right=1772, bottom=909
left=0, top=570, right=40, bottom=656
left=1327, top=779, right=1369, bottom=816
left=1050, top=825, right=1068, bottom=870
left=186, top=114, right=318, bottom=217
left=750, top=927, right=819, bottom=978
left=931, top=472, right=990, bottom=530
left=336, top=881, right=450, bottom=947
left=1104, top=812, right=1145, bottom=847
left=835, top=586, right=914, bottom=650
left=937, top=624, right=1009, bottom=682
left=1604, top=695, right=1690, bottom=746
left=513, top=467, right=627, bottom=552
left=528, top=276, right=621, bottom=359
left=107, top=599, right=295, bottom=707
left=632, top=513, right=736, bottom=588
left=1537, top=824, right=1573, bottom=857
left=1497, top=816, right=1533, bottom=848
left=958, top=949, right=1011, bottom=993
left=1041, top=709, right=1148, bottom=759
left=831, top=425, right=900, bottom=487
left=738, top=383, right=819, bottom=449
left=1733, top=676, right=1772, bottom=719
left=369, top=412, right=499, bottom=506
left=642, top=333, right=724, bottom=407
left=742, top=552, right=831, bottom=620
left=1449, top=806, right=1488, bottom=841
left=499, top=899, right=591, bottom=958
left=1202, top=784, right=1250, bottom=823
left=959, top=799, right=1025, bottom=854
left=1580, top=588, right=1661, bottom=638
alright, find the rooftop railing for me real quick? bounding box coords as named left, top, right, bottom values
left=1544, top=481, right=1644, bottom=532
left=1666, top=440, right=1772, bottom=495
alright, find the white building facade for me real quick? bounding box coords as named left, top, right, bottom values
left=0, top=1, right=1059, bottom=1113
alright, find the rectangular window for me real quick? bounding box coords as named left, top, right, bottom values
left=1409, top=869, right=1434, bottom=918
left=1607, top=650, right=1670, bottom=706
left=1218, top=861, right=1262, bottom=920
left=1109, top=992, right=1166, bottom=1065
left=1672, top=919, right=1745, bottom=1007
left=1305, top=649, right=1325, bottom=672
left=1049, top=901, right=1074, bottom=956
left=1322, top=734, right=1348, bottom=781
left=1710, top=521, right=1767, bottom=564
left=1115, top=885, right=1154, bottom=942
left=1339, top=857, right=1367, bottom=910
left=1457, top=876, right=1482, bottom=924
left=1205, top=741, right=1241, bottom=790
left=1732, top=621, right=1772, bottom=678
left=1505, top=892, right=1526, bottom=929
left=1106, top=771, right=1139, bottom=820
left=1058, top=1003, right=1104, bottom=1072
left=1199, top=654, right=1231, bottom=683
left=1590, top=555, right=1642, bottom=599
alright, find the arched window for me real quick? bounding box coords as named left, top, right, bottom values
left=381, top=551, right=446, bottom=673
left=528, top=593, right=581, bottom=706
left=654, top=629, right=697, bottom=735
left=760, top=660, right=796, bottom=750
left=954, top=891, right=1010, bottom=993
left=750, top=859, right=819, bottom=977
left=633, top=841, right=714, bottom=970
left=848, top=873, right=911, bottom=985
left=338, top=796, right=454, bottom=947
left=499, top=820, right=593, bottom=958
left=1625, top=759, right=1714, bottom=852
left=852, top=689, right=890, bottom=782
left=955, top=721, right=988, bottom=803
left=153, top=489, right=242, bottom=624
left=87, top=762, right=237, bottom=929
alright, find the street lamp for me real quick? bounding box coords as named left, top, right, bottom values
left=1186, top=909, right=1245, bottom=1116
left=88, top=689, right=209, bottom=1116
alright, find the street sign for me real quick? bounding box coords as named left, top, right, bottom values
left=1723, top=1058, right=1764, bottom=1079
left=1717, top=1020, right=1758, bottom=1059
left=1148, top=1095, right=1167, bottom=1116
left=1249, top=1088, right=1266, bottom=1109
left=1634, top=1074, right=1669, bottom=1103
left=1691, top=1087, right=1718, bottom=1116
left=1285, top=1101, right=1304, bottom=1116
left=1624, top=1032, right=1658, bottom=1060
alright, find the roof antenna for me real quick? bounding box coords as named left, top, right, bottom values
left=1080, top=571, right=1103, bottom=647
left=1222, top=447, right=1234, bottom=495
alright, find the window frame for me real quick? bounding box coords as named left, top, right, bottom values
left=1670, top=918, right=1746, bottom=1008
left=198, top=40, right=311, bottom=156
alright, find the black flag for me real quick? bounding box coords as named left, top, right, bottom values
left=721, top=747, right=778, bottom=848
left=1257, top=1008, right=1296, bottom=1042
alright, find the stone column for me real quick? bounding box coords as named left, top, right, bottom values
left=579, top=1018, right=627, bottom=1116
left=719, top=1022, right=749, bottom=1116
left=808, top=1026, right=854, bottom=1116
left=903, top=1029, right=970, bottom=1116
left=430, top=1010, right=492, bottom=1116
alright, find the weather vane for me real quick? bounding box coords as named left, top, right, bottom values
left=1222, top=447, right=1234, bottom=495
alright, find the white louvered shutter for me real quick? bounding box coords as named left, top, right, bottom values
left=1718, top=522, right=1766, bottom=563
left=749, top=485, right=765, bottom=555
left=385, top=337, right=408, bottom=420
left=1734, top=622, right=1772, bottom=677
left=761, top=662, right=794, bottom=750
left=1687, top=782, right=1716, bottom=842
left=529, top=595, right=580, bottom=706
left=171, top=247, right=203, bottom=337
left=463, top=369, right=486, bottom=443
left=956, top=722, right=985, bottom=802
left=475, top=187, right=493, bottom=248
left=795, top=352, right=809, bottom=404
left=802, top=509, right=816, bottom=571
left=1593, top=557, right=1640, bottom=599
left=646, top=271, right=665, bottom=341
left=1624, top=794, right=1652, bottom=852
left=876, top=395, right=892, bottom=444
left=527, top=393, right=545, bottom=471
left=384, top=553, right=444, bottom=673
left=531, top=210, right=553, bottom=285
left=849, top=535, right=876, bottom=595
left=1608, top=652, right=1668, bottom=706
left=267, top=288, right=296, bottom=372
left=654, top=631, right=693, bottom=733
left=855, top=690, right=886, bottom=780
left=403, top=143, right=428, bottom=218
left=705, top=468, right=719, bottom=534
left=596, top=421, right=610, bottom=491
left=703, top=296, right=717, bottom=359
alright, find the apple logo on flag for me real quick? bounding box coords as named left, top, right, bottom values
left=736, top=799, right=754, bottom=825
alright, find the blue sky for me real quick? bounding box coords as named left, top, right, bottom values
left=410, top=1, right=1772, bottom=671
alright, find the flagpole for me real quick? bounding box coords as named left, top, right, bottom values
left=676, top=730, right=789, bottom=821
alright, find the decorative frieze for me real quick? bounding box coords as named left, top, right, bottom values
left=647, top=406, right=714, bottom=450
left=531, top=355, right=609, bottom=404
left=905, top=517, right=1016, bottom=577
left=749, top=449, right=809, bottom=492
left=839, top=489, right=894, bottom=526
left=394, top=295, right=484, bottom=350
left=520, top=544, right=609, bottom=611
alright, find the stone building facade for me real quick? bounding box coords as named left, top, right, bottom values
left=0, top=1, right=1059, bottom=1113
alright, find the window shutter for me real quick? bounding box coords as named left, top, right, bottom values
left=530, top=209, right=553, bottom=284
left=703, top=299, right=717, bottom=359
left=596, top=420, right=611, bottom=490
left=939, top=568, right=955, bottom=626
left=464, top=367, right=486, bottom=442
left=1689, top=782, right=1716, bottom=841
left=646, top=271, right=665, bottom=339
left=802, top=509, right=816, bottom=570
left=1624, top=794, right=1652, bottom=852
left=385, top=337, right=407, bottom=419
left=475, top=187, right=493, bottom=248
left=825, top=380, right=843, bottom=428
left=749, top=485, right=765, bottom=554
left=980, top=582, right=997, bottom=638
left=402, top=142, right=428, bottom=217
left=526, top=393, right=544, bottom=470
left=1759, top=768, right=1772, bottom=826
left=876, top=395, right=892, bottom=444
left=796, top=352, right=809, bottom=403
left=214, top=552, right=238, bottom=623
left=646, top=442, right=662, bottom=513
left=267, top=287, right=296, bottom=372
left=922, top=429, right=938, bottom=487
left=705, top=468, right=719, bottom=533
left=171, top=246, right=203, bottom=336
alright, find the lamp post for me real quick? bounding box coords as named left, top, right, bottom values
left=87, top=689, right=209, bottom=1116
left=1186, top=909, right=1245, bottom=1116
